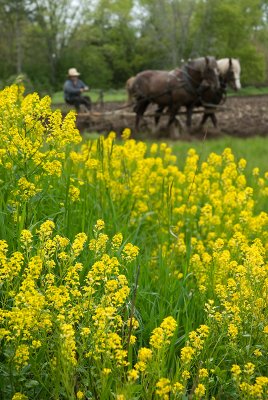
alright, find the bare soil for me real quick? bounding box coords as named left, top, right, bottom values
left=74, top=95, right=268, bottom=140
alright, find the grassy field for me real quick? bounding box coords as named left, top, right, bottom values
left=229, top=85, right=268, bottom=96
left=0, top=86, right=268, bottom=400
left=52, top=88, right=127, bottom=104
left=171, top=135, right=268, bottom=174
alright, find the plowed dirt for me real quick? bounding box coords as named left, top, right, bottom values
left=74, top=95, right=268, bottom=140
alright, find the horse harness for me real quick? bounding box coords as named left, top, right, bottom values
left=144, top=66, right=212, bottom=103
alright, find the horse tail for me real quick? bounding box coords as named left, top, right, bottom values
left=125, top=76, right=136, bottom=105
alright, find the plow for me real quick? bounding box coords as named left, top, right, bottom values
left=60, top=94, right=268, bottom=139
left=73, top=104, right=228, bottom=135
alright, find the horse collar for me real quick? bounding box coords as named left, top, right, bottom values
left=181, top=65, right=198, bottom=95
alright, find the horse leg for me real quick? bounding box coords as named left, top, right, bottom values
left=186, top=105, right=194, bottom=127
left=167, top=108, right=177, bottom=127
left=155, top=105, right=165, bottom=126
left=134, top=99, right=150, bottom=131
left=167, top=106, right=180, bottom=128
left=210, top=113, right=218, bottom=128
left=200, top=112, right=208, bottom=126
left=200, top=111, right=217, bottom=128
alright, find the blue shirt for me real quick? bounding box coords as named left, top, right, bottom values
left=63, top=79, right=88, bottom=101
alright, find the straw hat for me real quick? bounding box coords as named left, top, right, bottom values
left=68, top=67, right=80, bottom=77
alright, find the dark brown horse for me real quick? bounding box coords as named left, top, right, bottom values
left=195, top=58, right=241, bottom=128
left=182, top=58, right=241, bottom=128
left=131, top=56, right=220, bottom=131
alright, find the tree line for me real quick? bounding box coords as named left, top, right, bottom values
left=0, top=0, right=268, bottom=93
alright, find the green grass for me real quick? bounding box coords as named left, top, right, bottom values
left=170, top=135, right=268, bottom=175
left=228, top=85, right=268, bottom=96
left=51, top=89, right=127, bottom=104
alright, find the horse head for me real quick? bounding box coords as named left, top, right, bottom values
left=185, top=56, right=220, bottom=93
left=217, top=58, right=241, bottom=91
left=202, top=56, right=220, bottom=90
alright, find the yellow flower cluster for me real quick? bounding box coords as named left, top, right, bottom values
left=1, top=219, right=138, bottom=397
left=231, top=362, right=268, bottom=399
left=150, top=316, right=177, bottom=349
left=0, top=85, right=81, bottom=227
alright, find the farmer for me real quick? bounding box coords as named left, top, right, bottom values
left=63, top=67, right=91, bottom=112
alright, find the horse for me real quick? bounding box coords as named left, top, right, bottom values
left=131, top=56, right=220, bottom=131
left=187, top=58, right=241, bottom=128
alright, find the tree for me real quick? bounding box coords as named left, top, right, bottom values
left=0, top=0, right=30, bottom=75
left=189, top=0, right=265, bottom=82
left=29, top=0, right=84, bottom=88
left=135, top=0, right=197, bottom=69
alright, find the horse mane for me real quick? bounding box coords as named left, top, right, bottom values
left=217, top=58, right=241, bottom=76
left=187, top=56, right=217, bottom=71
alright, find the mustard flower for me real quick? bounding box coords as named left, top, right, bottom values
left=94, top=219, right=105, bottom=231
left=228, top=323, right=238, bottom=339
left=128, top=368, right=139, bottom=381
left=59, top=322, right=77, bottom=366
left=194, top=383, right=206, bottom=398
left=253, top=349, right=262, bottom=357
left=238, top=158, right=247, bottom=170
left=231, top=364, right=242, bottom=379
left=121, top=127, right=131, bottom=140
left=180, top=346, right=195, bottom=364
left=111, top=233, right=123, bottom=250
left=81, top=327, right=91, bottom=337
left=108, top=131, right=116, bottom=140
left=102, top=368, right=112, bottom=376
left=20, top=229, right=33, bottom=249
left=76, top=391, right=84, bottom=400
left=72, top=232, right=87, bottom=257
left=255, top=377, right=268, bottom=387
left=172, top=382, right=184, bottom=395
left=14, top=344, right=30, bottom=369
left=138, top=347, right=152, bottom=363
left=42, top=160, right=62, bottom=177
left=37, top=220, right=55, bottom=240
left=155, top=378, right=171, bottom=399
left=244, top=362, right=255, bottom=376
left=150, top=316, right=177, bottom=349
left=16, top=177, right=40, bottom=201
left=31, top=340, right=41, bottom=349
left=181, top=370, right=191, bottom=380
left=116, top=395, right=125, bottom=400
left=122, top=243, right=139, bottom=262
left=11, top=394, right=28, bottom=400
left=69, top=184, right=80, bottom=202
left=199, top=368, right=209, bottom=379
left=85, top=158, right=99, bottom=169
left=253, top=167, right=260, bottom=176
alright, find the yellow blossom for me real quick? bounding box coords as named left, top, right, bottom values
left=155, top=378, right=171, bottom=399
left=194, top=383, right=206, bottom=398
left=121, top=128, right=131, bottom=140
left=122, top=243, right=139, bottom=262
